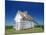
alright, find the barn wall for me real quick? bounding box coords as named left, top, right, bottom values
left=20, top=21, right=33, bottom=29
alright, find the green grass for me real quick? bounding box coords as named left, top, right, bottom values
left=5, top=27, right=44, bottom=34
left=5, top=25, right=44, bottom=35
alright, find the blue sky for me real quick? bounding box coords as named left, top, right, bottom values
left=5, top=1, right=44, bottom=26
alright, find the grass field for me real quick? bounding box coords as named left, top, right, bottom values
left=5, top=25, right=44, bottom=35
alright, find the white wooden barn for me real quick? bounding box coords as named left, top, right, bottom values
left=13, top=11, right=35, bottom=30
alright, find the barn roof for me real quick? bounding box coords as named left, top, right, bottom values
left=20, top=12, right=33, bottom=21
